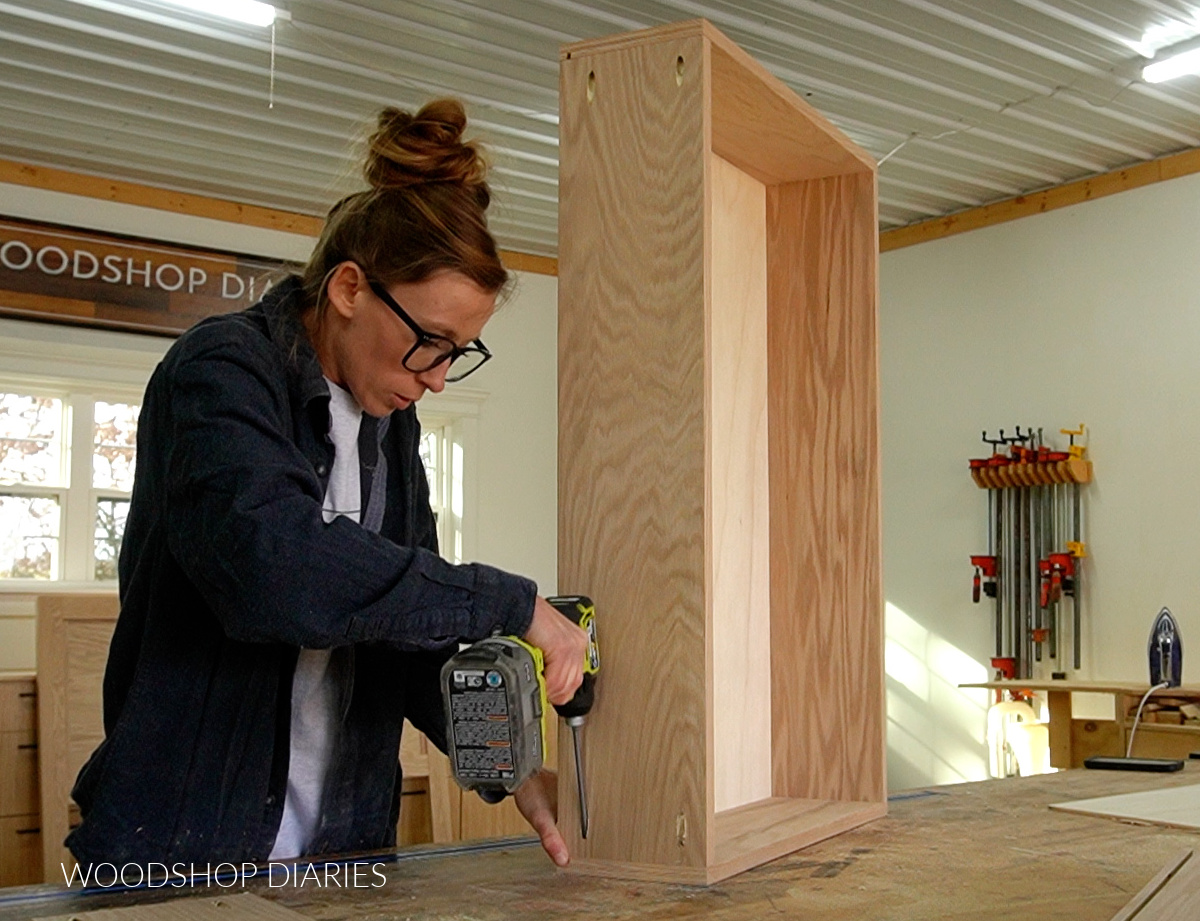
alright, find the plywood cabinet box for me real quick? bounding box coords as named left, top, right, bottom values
left=557, top=20, right=885, bottom=884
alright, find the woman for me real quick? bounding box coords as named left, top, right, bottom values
left=67, top=100, right=586, bottom=871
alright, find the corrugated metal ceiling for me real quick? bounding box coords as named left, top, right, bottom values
left=2, top=0, right=1200, bottom=256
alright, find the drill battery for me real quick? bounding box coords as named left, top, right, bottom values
left=440, top=636, right=547, bottom=801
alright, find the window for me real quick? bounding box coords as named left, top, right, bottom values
left=0, top=387, right=140, bottom=583
left=419, top=420, right=464, bottom=563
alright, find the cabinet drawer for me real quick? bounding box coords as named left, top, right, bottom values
left=0, top=730, right=38, bottom=817
left=0, top=814, right=42, bottom=887
left=0, top=678, right=36, bottom=734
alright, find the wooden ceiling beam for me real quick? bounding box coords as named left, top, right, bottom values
left=881, top=145, right=1200, bottom=252
left=0, top=158, right=557, bottom=276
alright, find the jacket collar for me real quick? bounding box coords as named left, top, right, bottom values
left=260, top=274, right=330, bottom=412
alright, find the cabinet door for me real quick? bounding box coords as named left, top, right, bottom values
left=0, top=816, right=41, bottom=887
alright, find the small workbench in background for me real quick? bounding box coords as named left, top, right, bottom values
left=964, top=679, right=1200, bottom=768
left=1, top=767, right=1197, bottom=921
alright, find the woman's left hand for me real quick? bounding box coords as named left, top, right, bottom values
left=514, top=769, right=569, bottom=867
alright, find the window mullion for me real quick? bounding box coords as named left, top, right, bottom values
left=63, top=393, right=95, bottom=581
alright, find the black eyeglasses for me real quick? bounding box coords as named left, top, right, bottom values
left=368, top=280, right=492, bottom=383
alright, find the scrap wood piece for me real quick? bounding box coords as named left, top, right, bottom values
left=1111, top=850, right=1200, bottom=921
left=1049, top=784, right=1200, bottom=831
left=34, top=893, right=306, bottom=921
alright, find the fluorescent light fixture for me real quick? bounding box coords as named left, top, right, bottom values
left=1143, top=37, right=1200, bottom=83
left=156, top=0, right=279, bottom=27
left=1130, top=20, right=1200, bottom=59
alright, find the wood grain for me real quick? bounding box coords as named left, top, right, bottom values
left=767, top=173, right=885, bottom=805
left=35, top=593, right=119, bottom=882
left=1070, top=717, right=1123, bottom=767
left=1051, top=785, right=1200, bottom=830
left=559, top=27, right=710, bottom=872
left=708, top=153, right=772, bottom=815
left=0, top=814, right=41, bottom=888
left=0, top=729, right=38, bottom=819
left=709, top=32, right=874, bottom=183
left=425, top=747, right=460, bottom=844
left=712, top=797, right=886, bottom=881
left=964, top=680, right=1200, bottom=697
left=0, top=674, right=36, bottom=736
left=559, top=19, right=883, bottom=882
left=396, top=777, right=431, bottom=846
left=1047, top=689, right=1073, bottom=769
left=33, top=893, right=308, bottom=921
left=7, top=769, right=1197, bottom=921
left=1110, top=849, right=1200, bottom=921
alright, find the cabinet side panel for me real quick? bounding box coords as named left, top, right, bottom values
left=766, top=173, right=884, bottom=804
left=558, top=35, right=709, bottom=869
left=709, top=153, right=772, bottom=814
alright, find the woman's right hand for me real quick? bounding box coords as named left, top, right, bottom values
left=523, top=596, right=588, bottom=706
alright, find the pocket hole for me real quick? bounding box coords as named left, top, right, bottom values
left=676, top=55, right=685, bottom=85
left=587, top=70, right=596, bottom=102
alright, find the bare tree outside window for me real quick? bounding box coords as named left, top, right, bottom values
left=93, top=401, right=138, bottom=491
left=0, top=393, right=64, bottom=579
left=0, top=392, right=139, bottom=582
left=0, top=494, right=59, bottom=579
left=0, top=394, right=63, bottom=485
left=92, top=402, right=139, bottom=580
left=94, top=498, right=130, bottom=581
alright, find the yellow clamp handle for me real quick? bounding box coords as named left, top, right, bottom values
left=1060, top=424, right=1087, bottom=459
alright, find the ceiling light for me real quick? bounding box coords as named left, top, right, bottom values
left=1143, top=37, right=1200, bottom=83
left=155, top=0, right=280, bottom=27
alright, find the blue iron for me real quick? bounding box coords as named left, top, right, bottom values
left=1148, top=607, right=1183, bottom=688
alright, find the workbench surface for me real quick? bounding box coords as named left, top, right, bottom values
left=3, top=767, right=1198, bottom=921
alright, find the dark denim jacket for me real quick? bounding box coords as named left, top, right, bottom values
left=67, top=276, right=536, bottom=865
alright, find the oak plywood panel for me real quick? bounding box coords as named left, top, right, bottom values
left=558, top=31, right=709, bottom=871
left=36, top=594, right=119, bottom=881
left=0, top=729, right=38, bottom=820
left=560, top=18, right=882, bottom=883
left=1051, top=785, right=1200, bottom=830
left=766, top=173, right=884, bottom=805
left=710, top=796, right=886, bottom=879
left=709, top=153, right=772, bottom=815
left=1110, top=849, right=1200, bottom=921
left=0, top=815, right=41, bottom=887
left=708, top=38, right=873, bottom=185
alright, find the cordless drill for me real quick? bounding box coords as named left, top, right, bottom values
left=440, top=594, right=599, bottom=836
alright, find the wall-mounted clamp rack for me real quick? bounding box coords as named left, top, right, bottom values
left=969, top=426, right=1092, bottom=681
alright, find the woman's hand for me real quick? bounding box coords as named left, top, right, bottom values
left=523, top=596, right=588, bottom=706
left=514, top=769, right=568, bottom=867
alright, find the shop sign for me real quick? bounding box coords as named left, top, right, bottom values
left=0, top=216, right=299, bottom=335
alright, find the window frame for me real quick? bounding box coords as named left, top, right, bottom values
left=415, top=387, right=485, bottom=567
left=0, top=319, right=487, bottom=590
left=0, top=317, right=167, bottom=593
left=0, top=377, right=146, bottom=587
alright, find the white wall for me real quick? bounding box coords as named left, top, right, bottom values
left=0, top=183, right=560, bottom=667
left=465, top=271, right=559, bottom=594
left=880, top=171, right=1200, bottom=791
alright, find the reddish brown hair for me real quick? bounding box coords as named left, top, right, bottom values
left=302, top=99, right=509, bottom=316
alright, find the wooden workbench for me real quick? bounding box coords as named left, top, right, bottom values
left=1, top=768, right=1197, bottom=921
left=963, top=679, right=1200, bottom=768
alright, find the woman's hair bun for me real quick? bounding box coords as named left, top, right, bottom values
left=364, top=99, right=488, bottom=191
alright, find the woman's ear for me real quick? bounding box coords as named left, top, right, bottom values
left=325, top=261, right=365, bottom=321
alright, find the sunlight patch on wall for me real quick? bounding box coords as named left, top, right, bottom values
left=885, top=601, right=992, bottom=787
